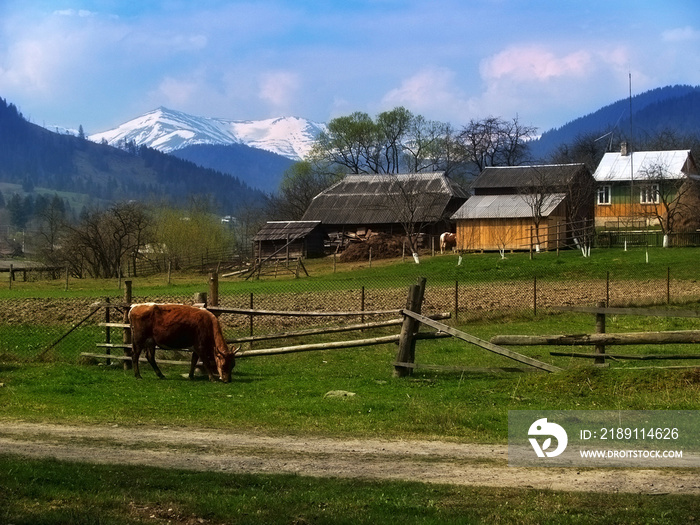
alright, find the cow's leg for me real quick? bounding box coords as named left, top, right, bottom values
left=188, top=351, right=199, bottom=380
left=144, top=339, right=166, bottom=379
left=131, top=342, right=142, bottom=379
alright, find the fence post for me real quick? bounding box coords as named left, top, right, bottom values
left=361, top=286, right=365, bottom=324
left=454, top=280, right=459, bottom=321
left=594, top=300, right=607, bottom=366
left=249, top=292, right=254, bottom=345
left=394, top=277, right=426, bottom=377
left=606, top=271, right=610, bottom=306
left=104, top=297, right=111, bottom=366
left=667, top=267, right=671, bottom=305
left=123, top=281, right=133, bottom=370
left=209, top=272, right=219, bottom=308
left=533, top=276, right=537, bottom=316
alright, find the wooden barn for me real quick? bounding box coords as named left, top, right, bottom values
left=301, top=172, right=469, bottom=251
left=253, top=221, right=325, bottom=261
left=452, top=164, right=594, bottom=252
left=453, top=193, right=568, bottom=252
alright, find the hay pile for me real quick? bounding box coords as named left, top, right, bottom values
left=338, top=233, right=405, bottom=262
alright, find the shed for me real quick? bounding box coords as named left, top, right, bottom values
left=301, top=172, right=469, bottom=250
left=253, top=221, right=324, bottom=260
left=452, top=163, right=594, bottom=252
left=453, top=193, right=567, bottom=252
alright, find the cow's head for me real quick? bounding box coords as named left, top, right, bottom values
left=216, top=346, right=239, bottom=383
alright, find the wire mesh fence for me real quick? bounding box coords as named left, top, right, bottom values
left=2, top=249, right=700, bottom=365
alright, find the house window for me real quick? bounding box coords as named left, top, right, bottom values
left=640, top=184, right=659, bottom=204
left=597, top=185, right=611, bottom=205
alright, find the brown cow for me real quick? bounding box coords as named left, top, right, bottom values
left=128, top=303, right=238, bottom=382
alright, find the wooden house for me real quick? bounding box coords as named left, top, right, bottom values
left=253, top=221, right=325, bottom=261
left=452, top=164, right=594, bottom=252
left=301, top=172, right=469, bottom=251
left=593, top=145, right=698, bottom=229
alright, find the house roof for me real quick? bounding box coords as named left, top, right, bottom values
left=451, top=193, right=567, bottom=220
left=301, top=172, right=469, bottom=225
left=253, top=221, right=322, bottom=242
left=593, top=150, right=693, bottom=182
left=470, top=164, right=588, bottom=191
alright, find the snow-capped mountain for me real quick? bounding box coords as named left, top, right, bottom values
left=89, top=107, right=326, bottom=160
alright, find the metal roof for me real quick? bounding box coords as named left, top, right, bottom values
left=253, top=221, right=322, bottom=242
left=593, top=150, right=693, bottom=182
left=451, top=193, right=567, bottom=220
left=470, top=164, right=588, bottom=191
left=302, top=172, right=469, bottom=225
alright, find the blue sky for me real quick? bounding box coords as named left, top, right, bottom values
left=1, top=0, right=699, bottom=135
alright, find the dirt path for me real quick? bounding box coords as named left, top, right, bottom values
left=1, top=421, right=698, bottom=495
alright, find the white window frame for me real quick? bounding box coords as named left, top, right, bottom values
left=597, top=185, right=611, bottom=205
left=640, top=184, right=660, bottom=205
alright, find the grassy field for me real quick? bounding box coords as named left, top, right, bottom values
left=2, top=248, right=700, bottom=522
left=2, top=245, right=699, bottom=299
left=2, top=454, right=698, bottom=525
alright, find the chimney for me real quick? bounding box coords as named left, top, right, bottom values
left=620, top=142, right=629, bottom=156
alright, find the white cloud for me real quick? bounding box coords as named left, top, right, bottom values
left=662, top=26, right=700, bottom=42
left=381, top=67, right=477, bottom=123
left=258, top=71, right=301, bottom=109
left=481, top=45, right=591, bottom=82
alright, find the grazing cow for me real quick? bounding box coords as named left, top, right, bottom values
left=439, top=232, right=457, bottom=254
left=128, top=303, right=238, bottom=382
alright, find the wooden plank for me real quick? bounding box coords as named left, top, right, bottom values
left=491, top=330, right=700, bottom=346
left=401, top=310, right=561, bottom=373
left=238, top=334, right=401, bottom=358
left=209, top=306, right=402, bottom=317
left=228, top=313, right=451, bottom=344
left=99, top=322, right=130, bottom=328
left=393, top=362, right=537, bottom=373
left=553, top=306, right=700, bottom=318
left=550, top=351, right=700, bottom=360
left=81, top=353, right=191, bottom=366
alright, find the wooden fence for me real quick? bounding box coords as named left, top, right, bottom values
left=491, top=303, right=700, bottom=369
left=81, top=275, right=567, bottom=378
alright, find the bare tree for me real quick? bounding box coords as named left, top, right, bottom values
left=60, top=202, right=152, bottom=278
left=637, top=160, right=700, bottom=246
left=457, top=116, right=537, bottom=177
left=377, top=174, right=447, bottom=258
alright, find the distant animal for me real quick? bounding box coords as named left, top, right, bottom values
left=439, top=232, right=457, bottom=254
left=128, top=303, right=238, bottom=382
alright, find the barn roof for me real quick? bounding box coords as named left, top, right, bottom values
left=470, top=164, right=588, bottom=192
left=451, top=193, right=567, bottom=220
left=301, top=172, right=469, bottom=225
left=253, top=221, right=322, bottom=242
left=593, top=150, right=695, bottom=182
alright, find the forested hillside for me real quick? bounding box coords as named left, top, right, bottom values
left=0, top=98, right=267, bottom=215
left=530, top=85, right=700, bottom=159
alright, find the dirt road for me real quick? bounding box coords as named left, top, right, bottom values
left=1, top=421, right=698, bottom=495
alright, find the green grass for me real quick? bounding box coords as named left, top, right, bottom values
left=3, top=311, right=700, bottom=441
left=2, top=245, right=699, bottom=299
left=1, top=455, right=698, bottom=525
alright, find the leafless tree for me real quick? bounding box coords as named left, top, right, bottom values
left=457, top=116, right=537, bottom=177
left=60, top=202, right=152, bottom=278
left=637, top=160, right=700, bottom=246
left=377, top=174, right=446, bottom=257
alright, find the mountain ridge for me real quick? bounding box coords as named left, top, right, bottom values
left=89, top=107, right=326, bottom=161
